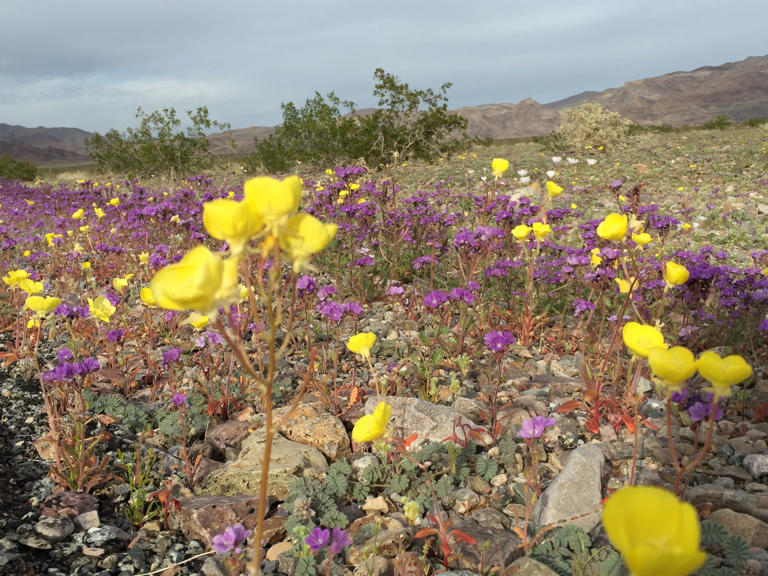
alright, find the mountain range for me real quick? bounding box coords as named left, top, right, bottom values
left=3, top=55, right=767, bottom=167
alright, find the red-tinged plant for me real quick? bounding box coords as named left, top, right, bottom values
left=146, top=479, right=181, bottom=530
left=414, top=508, right=477, bottom=570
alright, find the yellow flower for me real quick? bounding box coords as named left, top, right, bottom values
left=631, top=232, right=652, bottom=247
left=3, top=269, right=30, bottom=286
left=664, top=261, right=689, bottom=287
left=511, top=224, right=532, bottom=241
left=25, top=199, right=35, bottom=205
left=19, top=278, right=43, bottom=294
left=79, top=225, right=90, bottom=233
left=648, top=346, right=697, bottom=391
left=82, top=261, right=91, bottom=270
left=622, top=322, right=666, bottom=358
left=88, top=295, right=116, bottom=323
left=25, top=295, right=62, bottom=317
left=140, top=287, right=157, bottom=307
left=139, top=252, right=149, bottom=264
left=108, top=197, right=120, bottom=206
left=614, top=277, right=633, bottom=294
left=590, top=248, right=603, bottom=267
left=184, top=312, right=209, bottom=330
left=112, top=273, right=134, bottom=292
left=681, top=223, right=692, bottom=231
left=491, top=158, right=509, bottom=178
left=244, top=175, right=302, bottom=233
left=351, top=401, right=392, bottom=443
left=545, top=181, right=563, bottom=197
left=281, top=213, right=338, bottom=272
left=202, top=198, right=264, bottom=255
left=72, top=208, right=85, bottom=220
left=94, top=207, right=106, bottom=218
left=602, top=485, right=706, bottom=576
left=150, top=246, right=226, bottom=314
left=45, top=232, right=63, bottom=247
left=596, top=213, right=628, bottom=241
left=697, top=350, right=752, bottom=398
left=532, top=222, right=551, bottom=240
left=346, top=332, right=377, bottom=359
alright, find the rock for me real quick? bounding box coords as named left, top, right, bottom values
left=40, top=490, right=96, bottom=519
left=687, top=483, right=768, bottom=523
left=469, top=507, right=509, bottom=531
left=490, top=473, right=508, bottom=488
left=193, top=456, right=226, bottom=486
left=275, top=402, right=351, bottom=460
left=354, top=554, right=390, bottom=576
left=266, top=540, right=293, bottom=562
left=453, top=489, right=480, bottom=515
left=17, top=533, right=52, bottom=550
left=743, top=454, right=768, bottom=479
left=81, top=546, right=105, bottom=557
left=363, top=396, right=482, bottom=448
left=506, top=556, right=560, bottom=575
left=450, top=518, right=522, bottom=570
left=173, top=494, right=271, bottom=547
left=34, top=516, right=74, bottom=542
left=757, top=203, right=768, bottom=215
left=74, top=510, right=100, bottom=531
left=205, top=419, right=252, bottom=460
left=86, top=525, right=131, bottom=547
left=346, top=515, right=409, bottom=565
left=362, top=495, right=389, bottom=514
left=534, top=444, right=604, bottom=533
left=351, top=454, right=378, bottom=481
left=196, top=429, right=329, bottom=500
left=707, top=509, right=768, bottom=549
left=201, top=555, right=232, bottom=576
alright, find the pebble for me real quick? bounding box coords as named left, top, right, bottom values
left=35, top=516, right=74, bottom=542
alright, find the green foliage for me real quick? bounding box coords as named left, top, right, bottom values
left=117, top=445, right=161, bottom=527
left=87, top=392, right=151, bottom=434
left=0, top=155, right=37, bottom=181
left=699, top=521, right=751, bottom=575
left=247, top=68, right=469, bottom=172
left=703, top=115, right=732, bottom=130
left=85, top=106, right=229, bottom=177
left=285, top=459, right=352, bottom=533
left=474, top=453, right=498, bottom=481
left=532, top=525, right=626, bottom=576
left=556, top=103, right=632, bottom=151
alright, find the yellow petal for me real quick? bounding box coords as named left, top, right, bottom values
left=664, top=261, right=690, bottom=286
left=150, top=246, right=224, bottom=313
left=622, top=322, right=666, bottom=358
left=347, top=332, right=377, bottom=358
left=697, top=350, right=752, bottom=395
left=244, top=175, right=302, bottom=228
left=545, top=181, right=563, bottom=196
left=491, top=158, right=509, bottom=177
left=281, top=213, right=338, bottom=272
left=596, top=213, right=628, bottom=241
left=648, top=346, right=697, bottom=389
left=202, top=198, right=263, bottom=255
left=351, top=401, right=391, bottom=443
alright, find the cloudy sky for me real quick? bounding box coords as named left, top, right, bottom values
left=1, top=1, right=766, bottom=133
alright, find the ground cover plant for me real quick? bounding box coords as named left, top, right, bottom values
left=0, top=123, right=767, bottom=575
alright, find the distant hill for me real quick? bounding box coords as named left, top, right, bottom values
left=3, top=55, right=767, bottom=166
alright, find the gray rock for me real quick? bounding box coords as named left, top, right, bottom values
left=35, top=516, right=74, bottom=542
left=743, top=454, right=768, bottom=479
left=450, top=518, right=522, bottom=570
left=86, top=525, right=131, bottom=547
left=708, top=508, right=768, bottom=549
left=506, top=557, right=560, bottom=575
left=687, top=483, right=768, bottom=523
left=534, top=443, right=604, bottom=533
left=74, top=510, right=100, bottom=531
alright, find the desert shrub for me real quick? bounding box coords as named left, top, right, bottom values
left=703, top=114, right=732, bottom=130
left=556, top=103, right=632, bottom=151
left=85, top=106, right=229, bottom=178
left=247, top=68, right=469, bottom=173
left=0, top=155, right=37, bottom=181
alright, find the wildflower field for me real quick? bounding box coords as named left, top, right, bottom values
left=1, top=125, right=767, bottom=575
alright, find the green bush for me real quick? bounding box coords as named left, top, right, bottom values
left=0, top=155, right=37, bottom=181
left=85, top=106, right=229, bottom=178
left=703, top=115, right=732, bottom=130
left=247, top=68, right=469, bottom=173
left=556, top=103, right=632, bottom=151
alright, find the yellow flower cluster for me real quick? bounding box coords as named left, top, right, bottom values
left=622, top=321, right=752, bottom=396
left=150, top=176, right=337, bottom=317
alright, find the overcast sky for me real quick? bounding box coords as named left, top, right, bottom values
left=1, top=1, right=766, bottom=133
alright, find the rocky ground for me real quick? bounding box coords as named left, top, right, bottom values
left=1, top=329, right=768, bottom=576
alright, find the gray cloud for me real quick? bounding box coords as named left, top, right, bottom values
left=1, top=0, right=765, bottom=132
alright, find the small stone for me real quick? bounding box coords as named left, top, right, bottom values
left=265, top=541, right=293, bottom=562
left=453, top=488, right=480, bottom=515
left=708, top=509, right=768, bottom=549
left=743, top=454, right=768, bottom=479
left=17, top=533, right=52, bottom=550
left=490, top=473, right=508, bottom=487
left=362, top=495, right=389, bottom=514
left=82, top=546, right=105, bottom=557
left=506, top=557, right=560, bottom=575
left=74, top=510, right=100, bottom=531
left=35, top=516, right=74, bottom=542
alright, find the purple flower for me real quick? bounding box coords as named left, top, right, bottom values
left=106, top=328, right=125, bottom=343
left=80, top=357, right=100, bottom=373
left=517, top=415, right=556, bottom=439
left=162, top=347, right=182, bottom=366
left=317, top=285, right=337, bottom=301
left=572, top=298, right=595, bottom=317
left=385, top=284, right=405, bottom=296
left=172, top=392, right=188, bottom=408
left=317, top=301, right=345, bottom=322
left=296, top=275, right=317, bottom=295
left=423, top=290, right=449, bottom=309
left=57, top=348, right=74, bottom=362
left=306, top=526, right=331, bottom=552
left=611, top=179, right=623, bottom=190
left=212, top=523, right=252, bottom=555
left=484, top=330, right=516, bottom=353
left=688, top=402, right=708, bottom=423
left=329, top=527, right=351, bottom=555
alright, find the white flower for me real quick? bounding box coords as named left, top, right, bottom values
left=546, top=170, right=556, bottom=178
left=519, top=176, right=531, bottom=185
left=551, top=156, right=562, bottom=164
left=517, top=169, right=528, bottom=177
left=586, top=158, right=597, bottom=166
left=480, top=176, right=487, bottom=182
left=566, top=157, right=579, bottom=165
